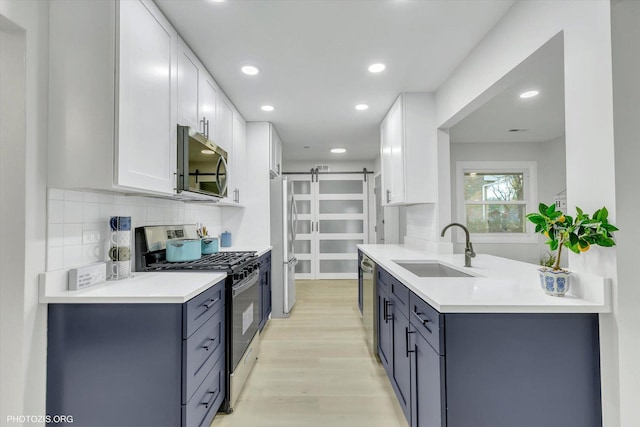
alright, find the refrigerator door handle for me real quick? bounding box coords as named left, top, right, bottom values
left=290, top=192, right=298, bottom=242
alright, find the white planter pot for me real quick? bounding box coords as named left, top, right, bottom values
left=538, top=267, right=571, bottom=296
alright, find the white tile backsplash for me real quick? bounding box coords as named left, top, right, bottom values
left=47, top=247, right=64, bottom=271
left=63, top=201, right=84, bottom=223
left=48, top=200, right=64, bottom=224
left=46, top=189, right=222, bottom=271
left=63, top=223, right=83, bottom=246
left=82, top=202, right=100, bottom=223
left=47, top=224, right=64, bottom=248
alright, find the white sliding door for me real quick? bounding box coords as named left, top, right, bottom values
left=290, top=174, right=315, bottom=279
left=291, top=173, right=369, bottom=280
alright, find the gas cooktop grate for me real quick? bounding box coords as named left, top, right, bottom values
left=148, top=251, right=256, bottom=271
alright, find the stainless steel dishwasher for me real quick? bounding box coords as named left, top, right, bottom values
left=360, top=254, right=377, bottom=357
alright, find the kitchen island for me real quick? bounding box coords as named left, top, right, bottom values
left=358, top=244, right=608, bottom=427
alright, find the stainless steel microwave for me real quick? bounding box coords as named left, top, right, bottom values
left=177, top=125, right=228, bottom=199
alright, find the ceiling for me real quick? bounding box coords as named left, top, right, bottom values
left=156, top=0, right=515, bottom=161
left=449, top=33, right=565, bottom=144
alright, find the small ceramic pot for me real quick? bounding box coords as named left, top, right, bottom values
left=201, top=237, right=219, bottom=255
left=538, top=267, right=571, bottom=297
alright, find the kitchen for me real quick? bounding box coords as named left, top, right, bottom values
left=1, top=1, right=638, bottom=427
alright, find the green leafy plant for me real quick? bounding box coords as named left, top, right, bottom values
left=526, top=203, right=618, bottom=271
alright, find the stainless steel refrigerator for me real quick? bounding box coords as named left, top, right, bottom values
left=270, top=176, right=297, bottom=317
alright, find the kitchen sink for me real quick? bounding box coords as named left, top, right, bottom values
left=393, top=261, right=473, bottom=278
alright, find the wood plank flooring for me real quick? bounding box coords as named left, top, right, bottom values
left=211, top=279, right=407, bottom=427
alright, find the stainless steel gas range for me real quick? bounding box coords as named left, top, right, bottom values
left=135, top=225, right=260, bottom=413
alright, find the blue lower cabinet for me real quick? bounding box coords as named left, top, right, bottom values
left=409, top=323, right=445, bottom=427
left=377, top=283, right=392, bottom=376
left=46, top=280, right=226, bottom=427
left=358, top=249, right=363, bottom=314
left=182, top=354, right=225, bottom=427
left=258, top=251, right=272, bottom=331
left=373, top=264, right=603, bottom=427
left=392, top=308, right=411, bottom=423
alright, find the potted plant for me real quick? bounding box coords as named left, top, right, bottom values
left=526, top=203, right=618, bottom=296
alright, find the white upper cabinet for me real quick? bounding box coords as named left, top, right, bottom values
left=216, top=96, right=234, bottom=153
left=270, top=125, right=283, bottom=177
left=199, top=74, right=218, bottom=141
left=177, top=40, right=201, bottom=131
left=227, top=111, right=246, bottom=205
left=177, top=38, right=217, bottom=140
left=117, top=0, right=177, bottom=194
left=380, top=93, right=437, bottom=206
left=49, top=0, right=177, bottom=195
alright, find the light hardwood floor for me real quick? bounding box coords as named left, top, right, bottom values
left=211, top=279, right=407, bottom=427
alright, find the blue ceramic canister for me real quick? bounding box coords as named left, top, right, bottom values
left=201, top=237, right=219, bottom=255
left=220, top=231, right=232, bottom=247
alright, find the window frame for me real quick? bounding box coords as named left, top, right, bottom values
left=455, top=161, right=538, bottom=244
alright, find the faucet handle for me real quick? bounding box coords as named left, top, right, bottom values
left=467, top=242, right=476, bottom=258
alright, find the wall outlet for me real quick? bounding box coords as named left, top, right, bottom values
left=83, top=230, right=102, bottom=244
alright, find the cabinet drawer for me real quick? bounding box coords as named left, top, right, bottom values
left=182, top=354, right=225, bottom=427
left=389, top=278, right=409, bottom=317
left=409, top=292, right=444, bottom=355
left=183, top=307, right=224, bottom=404
left=377, top=266, right=391, bottom=291
left=184, top=280, right=225, bottom=338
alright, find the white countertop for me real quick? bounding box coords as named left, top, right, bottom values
left=358, top=244, right=611, bottom=313
left=40, top=271, right=227, bottom=304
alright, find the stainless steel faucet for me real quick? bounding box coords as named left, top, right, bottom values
left=441, top=223, right=476, bottom=267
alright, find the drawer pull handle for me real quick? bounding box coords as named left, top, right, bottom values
left=202, top=297, right=221, bottom=310
left=202, top=337, right=217, bottom=351
left=405, top=327, right=416, bottom=357
left=383, top=299, right=392, bottom=323
left=412, top=311, right=432, bottom=333
left=201, top=389, right=218, bottom=409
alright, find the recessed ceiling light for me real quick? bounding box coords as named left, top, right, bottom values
left=241, top=65, right=260, bottom=76
left=210, top=0, right=226, bottom=3
left=201, top=149, right=215, bottom=155
left=368, top=63, right=386, bottom=73
left=261, top=105, right=275, bottom=112
left=519, top=90, right=539, bottom=99
left=355, top=104, right=369, bottom=111
left=330, top=148, right=346, bottom=154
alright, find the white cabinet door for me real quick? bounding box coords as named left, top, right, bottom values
left=380, top=93, right=436, bottom=206
left=117, top=0, right=177, bottom=195
left=230, top=111, right=246, bottom=204
left=216, top=96, right=233, bottom=151
left=380, top=110, right=394, bottom=206
left=269, top=125, right=282, bottom=176
left=199, top=72, right=217, bottom=140
left=177, top=39, right=200, bottom=130
left=388, top=98, right=405, bottom=204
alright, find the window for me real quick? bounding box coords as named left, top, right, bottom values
left=456, top=161, right=537, bottom=243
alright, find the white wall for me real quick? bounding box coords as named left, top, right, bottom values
left=611, top=1, right=640, bottom=425
left=449, top=137, right=566, bottom=264
left=435, top=1, right=621, bottom=424
left=1, top=13, right=27, bottom=421
left=0, top=0, right=49, bottom=422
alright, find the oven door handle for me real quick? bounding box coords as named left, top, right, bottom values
left=232, top=272, right=259, bottom=296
